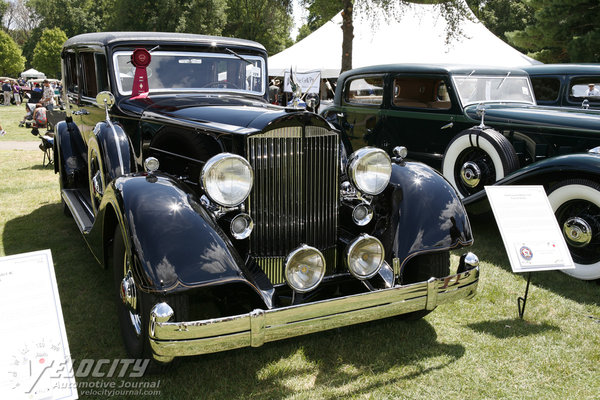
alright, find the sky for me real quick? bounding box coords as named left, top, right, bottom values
left=291, top=0, right=308, bottom=41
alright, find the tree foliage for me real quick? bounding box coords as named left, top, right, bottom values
left=26, top=0, right=108, bottom=38
left=32, top=27, right=67, bottom=78
left=108, top=0, right=227, bottom=35
left=0, top=30, right=26, bottom=76
left=465, top=0, right=534, bottom=52
left=507, top=0, right=600, bottom=63
left=223, top=0, right=294, bottom=55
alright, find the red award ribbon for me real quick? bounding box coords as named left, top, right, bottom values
left=131, top=48, right=151, bottom=97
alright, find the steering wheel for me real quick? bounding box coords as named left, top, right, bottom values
left=202, top=81, right=239, bottom=89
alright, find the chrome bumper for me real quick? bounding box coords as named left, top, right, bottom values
left=148, top=266, right=479, bottom=362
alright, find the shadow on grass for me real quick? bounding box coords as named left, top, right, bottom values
left=467, top=318, right=560, bottom=339
left=468, top=214, right=600, bottom=307
left=171, top=317, right=465, bottom=400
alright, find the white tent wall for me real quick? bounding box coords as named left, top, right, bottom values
left=20, top=68, right=46, bottom=79
left=268, top=2, right=539, bottom=78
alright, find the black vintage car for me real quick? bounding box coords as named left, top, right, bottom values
left=322, top=64, right=600, bottom=281
left=53, top=33, right=479, bottom=364
left=523, top=64, right=600, bottom=110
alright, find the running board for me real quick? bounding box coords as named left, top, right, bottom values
left=62, top=189, right=94, bottom=234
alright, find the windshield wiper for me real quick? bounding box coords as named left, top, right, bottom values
left=497, top=72, right=511, bottom=90
left=225, top=48, right=253, bottom=64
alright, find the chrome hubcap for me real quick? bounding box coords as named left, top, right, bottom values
left=120, top=269, right=141, bottom=336
left=460, top=161, right=481, bottom=188
left=563, top=217, right=592, bottom=247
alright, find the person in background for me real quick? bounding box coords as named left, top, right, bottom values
left=32, top=103, right=47, bottom=129
left=2, top=80, right=12, bottom=105
left=12, top=81, right=21, bottom=106
left=40, top=80, right=55, bottom=110
left=33, top=83, right=42, bottom=93
left=585, top=83, right=600, bottom=96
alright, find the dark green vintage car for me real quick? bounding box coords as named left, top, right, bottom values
left=523, top=64, right=600, bottom=110
left=322, top=64, right=600, bottom=281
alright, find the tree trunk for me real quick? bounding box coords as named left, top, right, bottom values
left=341, top=0, right=354, bottom=73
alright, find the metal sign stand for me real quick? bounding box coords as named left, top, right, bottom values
left=517, top=272, right=532, bottom=319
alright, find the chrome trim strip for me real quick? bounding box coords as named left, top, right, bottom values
left=149, top=266, right=479, bottom=358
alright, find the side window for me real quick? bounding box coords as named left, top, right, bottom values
left=64, top=52, right=78, bottom=94
left=530, top=77, right=560, bottom=102
left=95, top=53, right=109, bottom=93
left=79, top=52, right=98, bottom=97
left=569, top=76, right=600, bottom=100
left=392, top=77, right=451, bottom=109
left=344, top=76, right=384, bottom=105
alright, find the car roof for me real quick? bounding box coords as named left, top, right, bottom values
left=63, top=32, right=266, bottom=52
left=338, top=64, right=529, bottom=80
left=522, top=64, right=600, bottom=75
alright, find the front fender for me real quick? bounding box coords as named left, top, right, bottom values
left=93, top=120, right=135, bottom=181
left=103, top=174, right=254, bottom=295
left=463, top=152, right=600, bottom=210
left=378, top=162, right=473, bottom=269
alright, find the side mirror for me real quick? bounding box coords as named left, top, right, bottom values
left=96, top=91, right=115, bottom=120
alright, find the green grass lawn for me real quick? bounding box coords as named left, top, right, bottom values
left=0, top=104, right=38, bottom=141
left=1, top=149, right=599, bottom=399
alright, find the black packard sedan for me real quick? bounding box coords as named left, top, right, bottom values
left=322, top=64, right=600, bottom=280
left=52, top=33, right=479, bottom=365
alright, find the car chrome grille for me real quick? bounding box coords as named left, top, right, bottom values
left=247, top=125, right=339, bottom=284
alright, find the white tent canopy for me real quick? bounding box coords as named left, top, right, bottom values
left=20, top=68, right=46, bottom=79
left=269, top=2, right=539, bottom=78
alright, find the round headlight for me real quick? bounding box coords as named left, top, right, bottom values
left=346, top=234, right=384, bottom=280
left=348, top=147, right=392, bottom=195
left=285, top=245, right=326, bottom=293
left=201, top=153, right=253, bottom=207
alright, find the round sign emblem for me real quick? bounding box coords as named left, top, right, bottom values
left=519, top=246, right=533, bottom=260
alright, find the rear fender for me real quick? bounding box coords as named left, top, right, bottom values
left=101, top=174, right=261, bottom=298
left=377, top=162, right=473, bottom=269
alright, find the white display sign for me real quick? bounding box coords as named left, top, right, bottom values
left=0, top=250, right=78, bottom=400
left=283, top=70, right=321, bottom=94
left=485, top=186, right=575, bottom=273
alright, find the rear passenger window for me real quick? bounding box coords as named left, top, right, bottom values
left=530, top=77, right=560, bottom=101
left=392, top=77, right=451, bottom=109
left=344, top=76, right=384, bottom=105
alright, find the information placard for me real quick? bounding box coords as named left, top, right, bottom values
left=0, top=250, right=78, bottom=400
left=485, top=185, right=575, bottom=273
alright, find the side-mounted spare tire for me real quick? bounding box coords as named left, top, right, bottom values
left=442, top=128, right=519, bottom=198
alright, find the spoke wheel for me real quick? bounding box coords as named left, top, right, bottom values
left=548, top=179, right=600, bottom=280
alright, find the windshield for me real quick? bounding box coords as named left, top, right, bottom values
left=452, top=74, right=535, bottom=106
left=113, top=50, right=266, bottom=96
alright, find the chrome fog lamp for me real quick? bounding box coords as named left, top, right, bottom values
left=352, top=203, right=373, bottom=226
left=230, top=213, right=253, bottom=239
left=144, top=157, right=160, bottom=173
left=346, top=234, right=384, bottom=280
left=348, top=147, right=392, bottom=195
left=201, top=153, right=253, bottom=207
left=285, top=245, right=326, bottom=293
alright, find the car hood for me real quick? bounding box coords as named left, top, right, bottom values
left=464, top=103, right=600, bottom=132
left=118, top=94, right=313, bottom=134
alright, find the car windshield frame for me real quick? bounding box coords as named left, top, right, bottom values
left=451, top=73, right=536, bottom=107
left=112, top=50, right=266, bottom=96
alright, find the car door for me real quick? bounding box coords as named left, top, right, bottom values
left=378, top=74, right=464, bottom=169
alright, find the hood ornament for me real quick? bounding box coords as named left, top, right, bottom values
left=476, top=103, right=487, bottom=128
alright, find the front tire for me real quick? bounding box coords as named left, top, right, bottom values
left=547, top=179, right=600, bottom=280
left=399, top=251, right=450, bottom=320
left=442, top=128, right=519, bottom=198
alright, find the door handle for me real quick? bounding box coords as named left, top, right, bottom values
left=440, top=122, right=453, bottom=130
